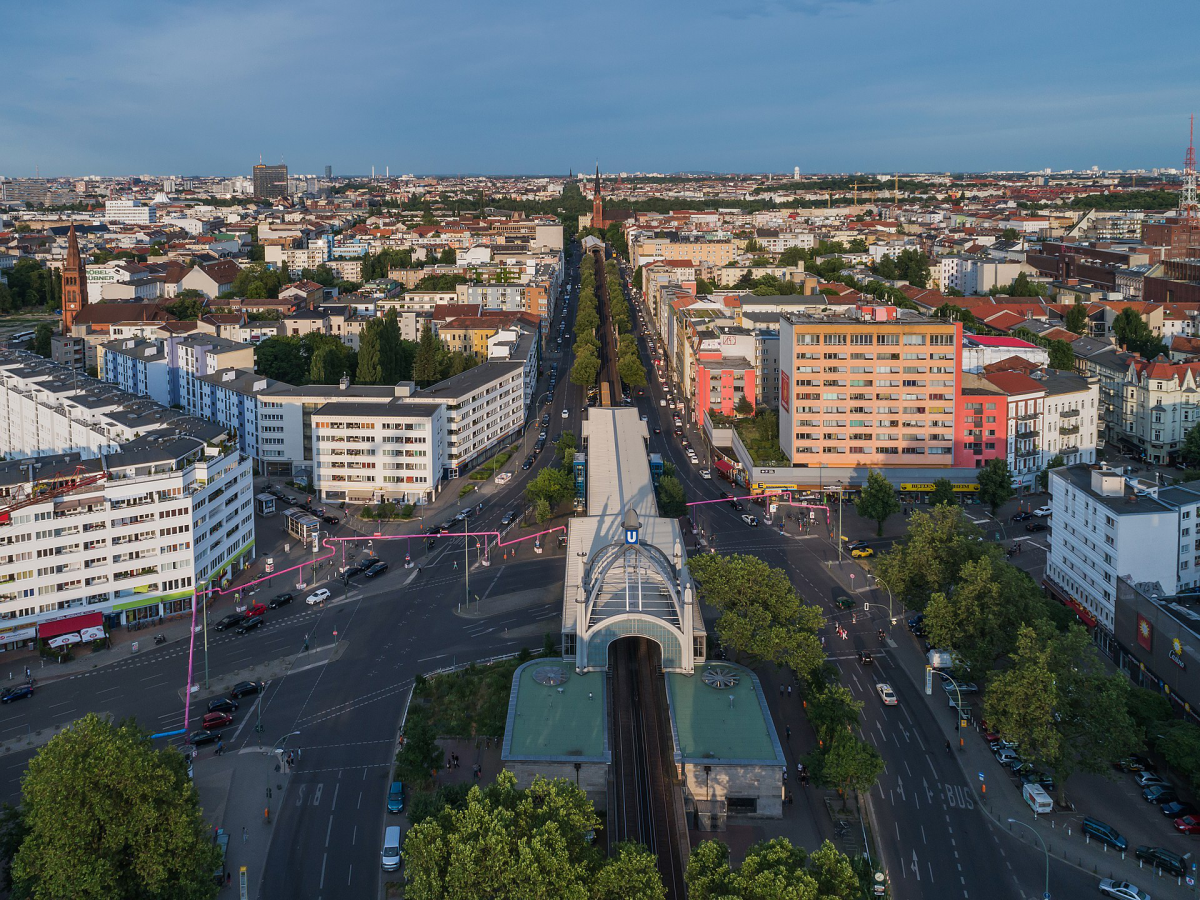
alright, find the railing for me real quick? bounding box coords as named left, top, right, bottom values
left=1060, top=408, right=1080, bottom=418
left=1059, top=425, right=1080, bottom=436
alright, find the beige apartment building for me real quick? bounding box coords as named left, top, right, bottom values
left=778, top=308, right=961, bottom=468
left=631, top=237, right=738, bottom=270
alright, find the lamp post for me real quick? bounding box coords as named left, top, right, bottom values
left=938, top=670, right=966, bottom=749
left=1006, top=818, right=1049, bottom=900
left=873, top=575, right=895, bottom=625
left=836, top=480, right=845, bottom=566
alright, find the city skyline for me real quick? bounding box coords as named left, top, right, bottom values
left=3, top=0, right=1198, bottom=177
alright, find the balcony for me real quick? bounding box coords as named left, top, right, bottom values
left=1017, top=447, right=1040, bottom=459
left=1017, top=411, right=1039, bottom=421
left=1060, top=408, right=1080, bottom=419
left=1015, top=428, right=1039, bottom=439
left=1060, top=424, right=1080, bottom=436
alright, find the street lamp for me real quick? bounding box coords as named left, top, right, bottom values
left=1006, top=818, right=1049, bottom=900
left=836, top=480, right=845, bottom=566
left=873, top=575, right=895, bottom=625
left=271, top=730, right=301, bottom=756
left=937, top=670, right=967, bottom=749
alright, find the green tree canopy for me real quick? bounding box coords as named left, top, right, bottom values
left=688, top=553, right=825, bottom=680
left=687, top=837, right=862, bottom=900
left=1037, top=454, right=1066, bottom=492
left=356, top=318, right=384, bottom=384
left=873, top=505, right=992, bottom=612
left=1112, top=307, right=1167, bottom=358
left=928, top=478, right=956, bottom=507
left=976, top=458, right=1015, bottom=514
left=1047, top=339, right=1074, bottom=370
left=412, top=323, right=442, bottom=386
left=806, top=684, right=863, bottom=750
left=656, top=473, right=686, bottom=518
left=1064, top=301, right=1088, bottom=335
left=854, top=470, right=901, bottom=536
left=1182, top=423, right=1200, bottom=469
left=569, top=348, right=600, bottom=387
left=813, top=730, right=886, bottom=808
left=11, top=713, right=219, bottom=900
left=254, top=335, right=309, bottom=384
left=31, top=323, right=53, bottom=358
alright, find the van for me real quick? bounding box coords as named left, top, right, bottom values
left=381, top=825, right=402, bottom=871
left=1022, top=783, right=1053, bottom=814
left=1081, top=816, right=1126, bottom=851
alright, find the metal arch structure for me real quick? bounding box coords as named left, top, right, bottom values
left=572, top=538, right=697, bottom=674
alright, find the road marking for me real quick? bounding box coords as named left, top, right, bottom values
left=920, top=825, right=926, bottom=844
left=347, top=865, right=352, bottom=887
left=319, top=853, right=326, bottom=889
left=331, top=783, right=339, bottom=811
left=325, top=814, right=333, bottom=847
left=417, top=653, right=446, bottom=662
left=352, top=825, right=357, bottom=844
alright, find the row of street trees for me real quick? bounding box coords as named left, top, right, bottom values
left=569, top=253, right=601, bottom=387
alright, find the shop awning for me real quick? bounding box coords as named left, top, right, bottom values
left=1063, top=596, right=1098, bottom=629
left=37, top=611, right=103, bottom=640
left=714, top=458, right=734, bottom=475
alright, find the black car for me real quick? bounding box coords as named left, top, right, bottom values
left=1010, top=511, right=1033, bottom=522
left=858, top=650, right=874, bottom=665
left=207, top=697, right=239, bottom=714
left=236, top=617, right=264, bottom=635
left=268, top=593, right=293, bottom=609
left=541, top=414, right=550, bottom=426
left=522, top=457, right=533, bottom=470
left=321, top=515, right=340, bottom=526
left=215, top=613, right=245, bottom=631
left=1161, top=800, right=1197, bottom=819
left=1114, top=754, right=1156, bottom=772
left=1025, top=522, right=1048, bottom=533
left=364, top=561, right=389, bottom=578
left=230, top=681, right=263, bottom=699
left=1, top=684, right=33, bottom=704
left=348, top=557, right=376, bottom=576
left=1143, top=784, right=1178, bottom=805
left=1134, top=846, right=1186, bottom=877
left=188, top=730, right=222, bottom=746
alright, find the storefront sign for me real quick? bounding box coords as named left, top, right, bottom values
left=0, top=625, right=36, bottom=644
left=1169, top=637, right=1187, bottom=670
left=900, top=483, right=979, bottom=493
left=1137, top=614, right=1154, bottom=651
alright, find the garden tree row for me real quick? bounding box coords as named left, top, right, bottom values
left=687, top=836, right=868, bottom=900
left=869, top=248, right=931, bottom=288
left=570, top=254, right=602, bottom=387
left=215, top=262, right=290, bottom=301
left=410, top=321, right=478, bottom=387
left=1009, top=326, right=1075, bottom=371
left=0, top=714, right=221, bottom=900
left=0, top=259, right=61, bottom=313
left=523, top=430, right=578, bottom=522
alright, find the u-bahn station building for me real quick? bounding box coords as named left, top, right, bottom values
left=502, top=408, right=786, bottom=824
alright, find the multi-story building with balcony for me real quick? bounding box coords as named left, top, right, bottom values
left=415, top=362, right=525, bottom=478
left=1119, top=357, right=1200, bottom=466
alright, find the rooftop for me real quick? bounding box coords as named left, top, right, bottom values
left=503, top=661, right=607, bottom=761
left=666, top=663, right=784, bottom=764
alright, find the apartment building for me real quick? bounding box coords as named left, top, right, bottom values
left=1047, top=466, right=1200, bottom=633
left=778, top=308, right=961, bottom=468
left=415, top=362, right=524, bottom=478
left=101, top=338, right=172, bottom=407
left=936, top=256, right=1027, bottom=294
left=104, top=199, right=157, bottom=225
left=312, top=401, right=446, bottom=505
left=1119, top=357, right=1200, bottom=465
left=631, top=237, right=738, bottom=271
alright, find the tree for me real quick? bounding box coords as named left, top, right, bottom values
left=356, top=319, right=383, bottom=384
left=309, top=342, right=342, bottom=385
left=1111, top=306, right=1166, bottom=358
left=976, top=458, right=1014, bottom=514
left=1037, top=454, right=1066, bottom=492
left=873, top=505, right=993, bottom=612
left=656, top=474, right=686, bottom=518
left=814, top=731, right=885, bottom=809
left=379, top=309, right=402, bottom=383
left=734, top=395, right=754, bottom=417
left=854, top=470, right=901, bottom=536
left=928, top=478, right=956, bottom=507
left=1047, top=339, right=1074, bottom=370
left=985, top=624, right=1138, bottom=805
left=894, top=247, right=930, bottom=288
left=694, top=277, right=714, bottom=295
left=1182, top=423, right=1200, bottom=469
left=165, top=293, right=206, bottom=321
left=617, top=353, right=646, bottom=388
left=778, top=246, right=805, bottom=267
left=525, top=465, right=573, bottom=516
left=412, top=323, right=442, bottom=387
left=569, top=349, right=600, bottom=387
left=30, top=323, right=53, bottom=358
left=1001, top=227, right=1020, bottom=241
left=1002, top=272, right=1048, bottom=297
left=438, top=247, right=456, bottom=265
left=688, top=553, right=825, bottom=680
left=254, top=335, right=308, bottom=384
left=403, top=771, right=663, bottom=900
left=688, top=837, right=863, bottom=900
left=806, top=685, right=863, bottom=749
left=12, top=713, right=219, bottom=900
left=1064, top=301, right=1088, bottom=335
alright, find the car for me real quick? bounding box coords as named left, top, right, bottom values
left=836, top=595, right=855, bottom=609
left=538, top=430, right=547, bottom=441
left=321, top=515, right=340, bottom=526
left=306, top=588, right=331, bottom=606
left=1136, top=771, right=1168, bottom=788
left=844, top=539, right=869, bottom=551
left=230, top=681, right=263, bottom=699
left=188, top=730, right=223, bottom=747
left=541, top=414, right=550, bottom=426
left=1019, top=771, right=1056, bottom=793
left=907, top=614, right=926, bottom=635
left=653, top=427, right=661, bottom=434
left=364, top=561, right=389, bottom=578
left=1098, top=881, right=1150, bottom=900
left=1174, top=814, right=1200, bottom=834
left=202, top=712, right=232, bottom=731
left=268, top=593, right=293, bottom=609
left=876, top=683, right=898, bottom=706
left=236, top=617, right=264, bottom=635
left=346, top=558, right=373, bottom=577
left=1, top=684, right=33, bottom=704
left=858, top=650, right=874, bottom=665
left=561, top=409, right=569, bottom=418
left=1135, top=846, right=1185, bottom=877
left=1160, top=801, right=1196, bottom=819
left=215, top=613, right=244, bottom=631
left=243, top=603, right=267, bottom=619
left=700, top=469, right=711, bottom=479
left=1143, top=785, right=1178, bottom=805
left=729, top=499, right=744, bottom=511
left=522, top=457, right=533, bottom=470
left=741, top=514, right=758, bottom=526
left=500, top=511, right=516, bottom=527
left=851, top=546, right=874, bottom=558
left=942, top=681, right=980, bottom=694
left=1033, top=506, right=1053, bottom=517
left=1114, top=755, right=1156, bottom=773
left=1010, top=511, right=1033, bottom=522
left=1025, top=522, right=1048, bottom=533
left=207, top=697, right=239, bottom=714
left=387, top=781, right=406, bottom=814
left=994, top=748, right=1021, bottom=765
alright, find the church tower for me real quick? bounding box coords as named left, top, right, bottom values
left=61, top=224, right=88, bottom=334
left=592, top=164, right=604, bottom=230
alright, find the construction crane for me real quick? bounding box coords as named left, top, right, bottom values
left=0, top=465, right=107, bottom=526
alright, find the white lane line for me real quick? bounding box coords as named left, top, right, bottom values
left=331, top=783, right=339, bottom=812
left=347, top=865, right=352, bottom=886
left=319, top=853, right=326, bottom=889
left=325, top=814, right=333, bottom=848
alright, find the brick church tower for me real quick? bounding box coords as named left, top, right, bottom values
left=592, top=165, right=604, bottom=230
left=61, top=223, right=88, bottom=334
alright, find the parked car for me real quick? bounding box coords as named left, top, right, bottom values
left=230, top=681, right=263, bottom=699
left=851, top=546, right=874, bottom=558
left=942, top=681, right=980, bottom=694
left=207, top=697, right=239, bottom=714
left=1025, top=522, right=1048, bottom=533
left=1136, top=771, right=1169, bottom=788
left=1114, top=755, right=1156, bottom=773
left=387, top=781, right=406, bottom=814
left=1174, top=814, right=1200, bottom=834
left=364, top=561, right=389, bottom=579
left=1019, top=771, right=1056, bottom=793
left=700, top=469, right=711, bottom=480
left=1143, top=785, right=1178, bottom=805
left=243, top=603, right=267, bottom=619
left=236, top=617, right=264, bottom=635
left=1134, top=846, right=1186, bottom=877
left=875, top=683, right=898, bottom=706
left=1098, top=881, right=1149, bottom=900
left=1081, top=817, right=1126, bottom=851
left=202, top=712, right=232, bottom=731
left=1160, top=800, right=1196, bottom=819
left=188, top=730, right=222, bottom=747
left=1, top=684, right=33, bottom=704
left=1033, top=506, right=1053, bottom=517
left=215, top=613, right=244, bottom=631
left=306, top=588, right=331, bottom=606
left=994, top=748, right=1021, bottom=766
left=1010, top=511, right=1033, bottom=522
left=321, top=515, right=340, bottom=526
left=268, top=593, right=293, bottom=609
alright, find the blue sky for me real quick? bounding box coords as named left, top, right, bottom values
left=3, top=0, right=1198, bottom=176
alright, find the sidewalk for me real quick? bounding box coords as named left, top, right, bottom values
left=194, top=746, right=293, bottom=898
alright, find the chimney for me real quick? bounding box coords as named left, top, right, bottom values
left=338, top=375, right=350, bottom=390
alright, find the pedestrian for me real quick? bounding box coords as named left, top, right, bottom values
left=787, top=685, right=792, bottom=698
left=242, top=826, right=247, bottom=844
left=783, top=770, right=787, bottom=783
left=789, top=792, right=795, bottom=805
left=447, top=756, right=452, bottom=770
left=24, top=667, right=29, bottom=680
left=226, top=872, right=232, bottom=888
left=820, top=635, right=826, bottom=649
left=785, top=725, right=791, bottom=741
left=779, top=684, right=784, bottom=696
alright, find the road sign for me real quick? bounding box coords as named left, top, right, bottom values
left=979, top=772, right=985, bottom=781
left=924, top=665, right=932, bottom=695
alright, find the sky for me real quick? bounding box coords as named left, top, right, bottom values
left=3, top=0, right=1199, bottom=177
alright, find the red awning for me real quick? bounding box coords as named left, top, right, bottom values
left=1062, top=597, right=1097, bottom=630
left=714, top=458, right=734, bottom=474
left=37, top=611, right=102, bottom=640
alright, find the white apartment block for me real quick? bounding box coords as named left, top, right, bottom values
left=0, top=437, right=254, bottom=648
left=1119, top=358, right=1200, bottom=466
left=936, top=256, right=1026, bottom=294
left=264, top=243, right=329, bottom=271
left=312, top=401, right=446, bottom=505
left=1047, top=466, right=1200, bottom=633
left=101, top=338, right=172, bottom=408
left=104, top=199, right=157, bottom=225
left=415, top=362, right=525, bottom=478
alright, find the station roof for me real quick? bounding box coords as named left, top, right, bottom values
left=503, top=661, right=608, bottom=762
left=666, top=663, right=784, bottom=764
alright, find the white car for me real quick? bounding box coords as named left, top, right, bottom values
left=994, top=747, right=1020, bottom=765
left=1033, top=505, right=1052, bottom=517
left=561, top=408, right=569, bottom=419
left=306, top=588, right=331, bottom=606
left=876, top=683, right=898, bottom=706
left=740, top=514, right=758, bottom=527
left=1099, top=880, right=1150, bottom=900
left=700, top=469, right=711, bottom=480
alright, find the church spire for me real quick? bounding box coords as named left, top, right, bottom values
left=61, top=224, right=89, bottom=335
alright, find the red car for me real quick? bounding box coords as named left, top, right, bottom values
left=243, top=604, right=267, bottom=619
left=1175, top=815, right=1200, bottom=834
left=202, top=712, right=232, bottom=731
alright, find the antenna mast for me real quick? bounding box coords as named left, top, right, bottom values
left=1182, top=114, right=1198, bottom=220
